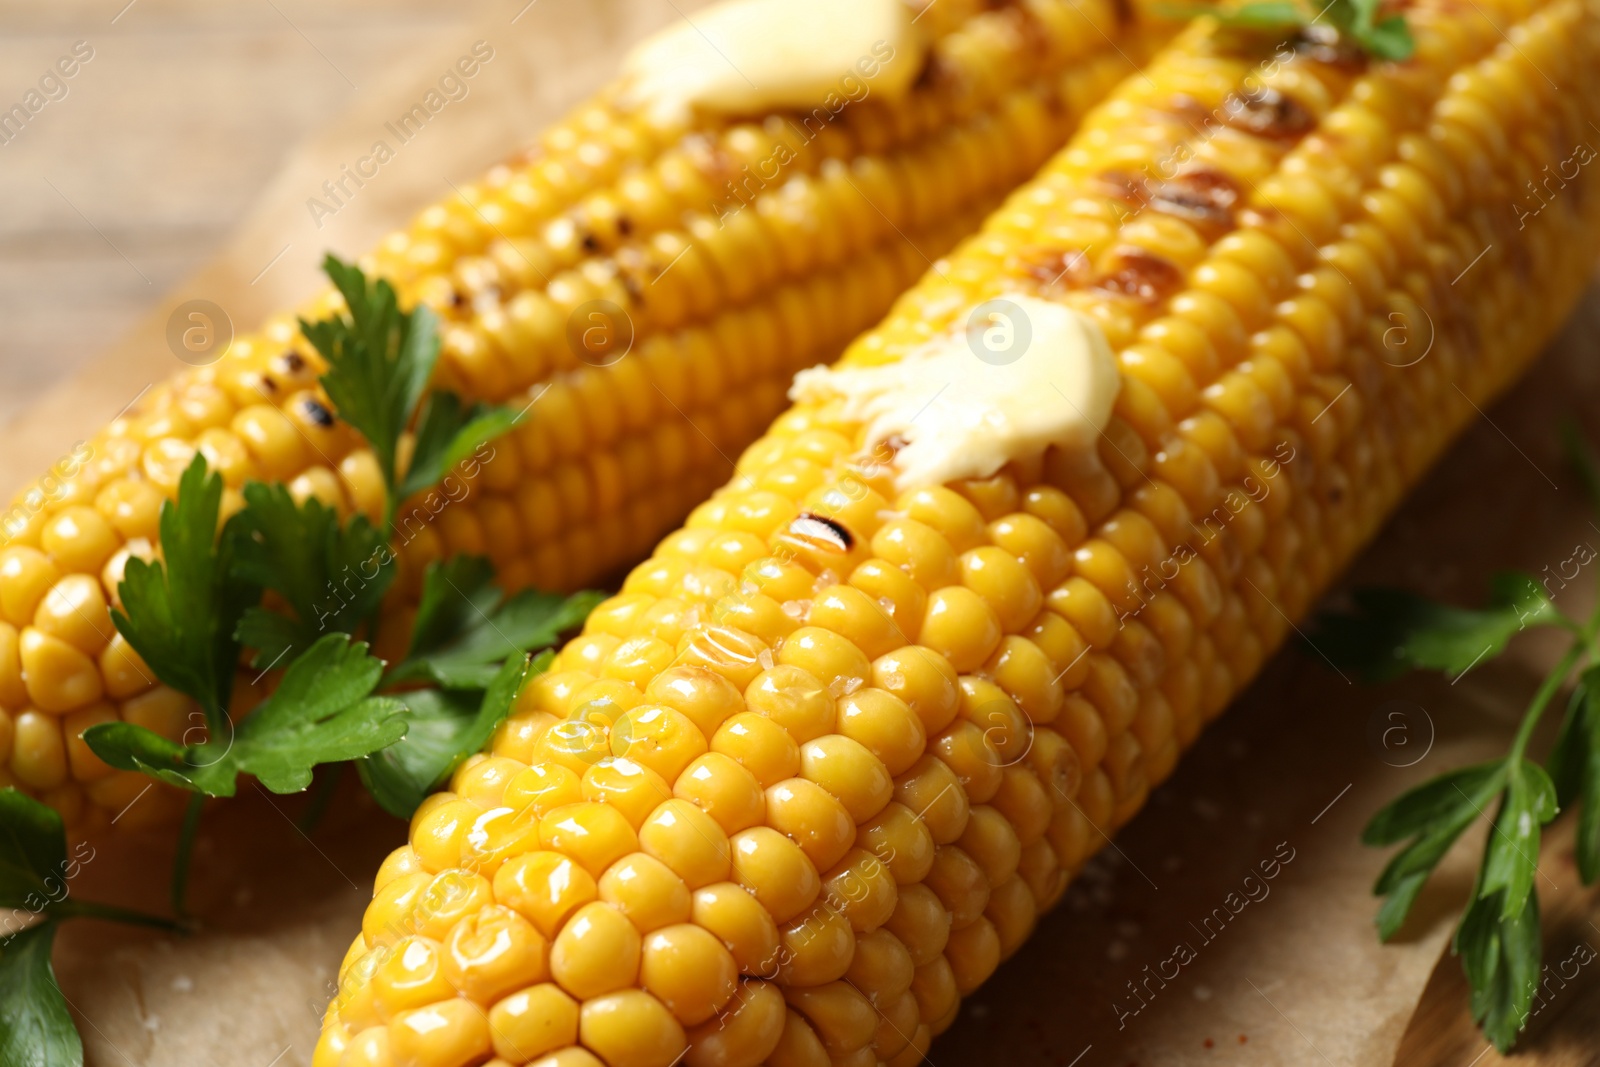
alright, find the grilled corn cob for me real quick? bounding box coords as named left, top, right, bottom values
left=320, top=0, right=1600, bottom=1063
left=0, top=0, right=1165, bottom=830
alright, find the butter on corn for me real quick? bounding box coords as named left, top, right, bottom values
left=789, top=293, right=1122, bottom=491
left=0, top=0, right=1165, bottom=831
left=321, top=0, right=1600, bottom=1064
left=621, top=0, right=920, bottom=123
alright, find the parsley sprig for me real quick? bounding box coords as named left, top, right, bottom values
left=79, top=256, right=595, bottom=910
left=1311, top=424, right=1600, bottom=1050
left=0, top=790, right=183, bottom=1067
left=1161, top=0, right=1416, bottom=62
left=303, top=255, right=517, bottom=522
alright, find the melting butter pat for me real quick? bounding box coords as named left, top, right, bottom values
left=621, top=0, right=921, bottom=122
left=790, top=294, right=1122, bottom=492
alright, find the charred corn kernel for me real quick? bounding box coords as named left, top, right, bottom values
left=488, top=983, right=579, bottom=1063
left=550, top=900, right=641, bottom=999
left=339, top=0, right=1600, bottom=1055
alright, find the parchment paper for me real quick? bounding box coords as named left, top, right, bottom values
left=5, top=1, right=1600, bottom=1064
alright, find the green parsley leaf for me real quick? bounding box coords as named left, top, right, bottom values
left=1548, top=666, right=1600, bottom=883
left=0, top=790, right=66, bottom=911
left=86, top=634, right=407, bottom=797
left=1330, top=0, right=1415, bottom=61
left=1354, top=13, right=1414, bottom=60
left=1160, top=0, right=1414, bottom=61
left=1479, top=761, right=1557, bottom=922
left=359, top=650, right=546, bottom=818
left=300, top=255, right=439, bottom=496
left=1363, top=761, right=1506, bottom=940
left=230, top=482, right=394, bottom=667
left=1455, top=887, right=1541, bottom=1051
left=112, top=455, right=259, bottom=727
left=0, top=922, right=81, bottom=1067
left=388, top=557, right=602, bottom=689
left=396, top=391, right=520, bottom=502
left=1312, top=574, right=1561, bottom=683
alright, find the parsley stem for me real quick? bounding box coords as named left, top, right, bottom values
left=170, top=793, right=205, bottom=918
left=1508, top=643, right=1585, bottom=764
left=297, top=763, right=344, bottom=833
left=52, top=900, right=187, bottom=934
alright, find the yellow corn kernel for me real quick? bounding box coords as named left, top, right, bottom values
left=389, top=999, right=491, bottom=1067
left=61, top=703, right=116, bottom=783
left=550, top=900, right=641, bottom=999
left=639, top=923, right=739, bottom=1026
left=0, top=623, right=27, bottom=710
left=494, top=851, right=597, bottom=941
left=582, top=757, right=673, bottom=829
left=40, top=506, right=119, bottom=575
left=599, top=852, right=692, bottom=932
left=689, top=881, right=779, bottom=976
left=20, top=628, right=103, bottom=713
left=487, top=983, right=579, bottom=1063
left=579, top=989, right=687, bottom=1067
left=11, top=709, right=67, bottom=790
left=729, top=826, right=820, bottom=925
left=442, top=904, right=550, bottom=1003
left=371, top=937, right=457, bottom=1021
left=540, top=802, right=639, bottom=877
left=0, top=547, right=61, bottom=627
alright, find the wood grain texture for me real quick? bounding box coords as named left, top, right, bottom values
left=0, top=0, right=502, bottom=425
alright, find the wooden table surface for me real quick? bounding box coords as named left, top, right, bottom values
left=0, top=0, right=500, bottom=426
